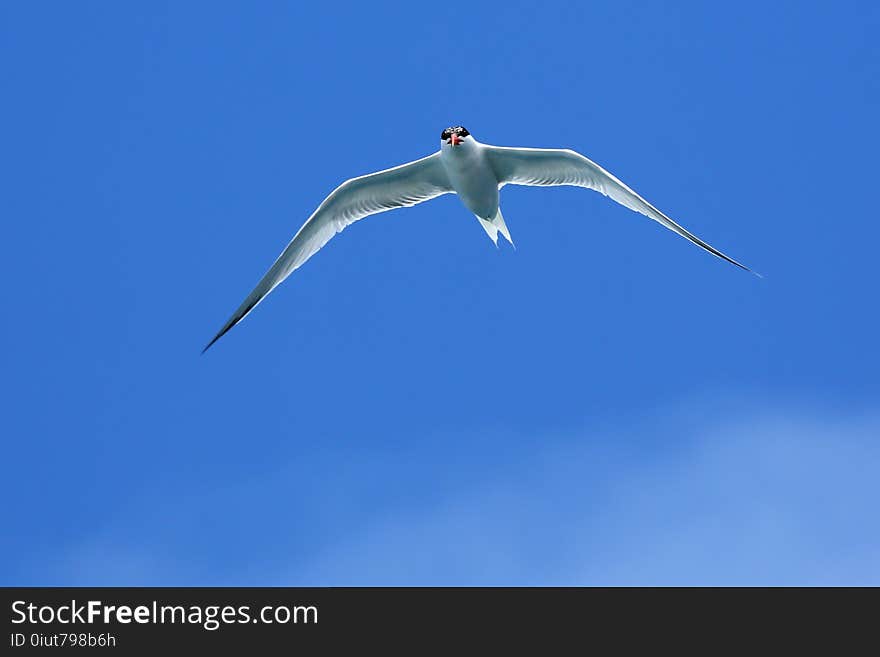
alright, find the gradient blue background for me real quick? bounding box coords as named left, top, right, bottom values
left=2, top=1, right=878, bottom=585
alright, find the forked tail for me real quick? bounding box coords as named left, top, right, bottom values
left=475, top=207, right=514, bottom=247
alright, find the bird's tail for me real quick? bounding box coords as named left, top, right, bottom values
left=475, top=207, right=514, bottom=247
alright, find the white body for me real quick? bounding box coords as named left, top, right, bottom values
left=440, top=137, right=499, bottom=219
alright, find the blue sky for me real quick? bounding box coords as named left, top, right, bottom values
left=2, top=1, right=878, bottom=585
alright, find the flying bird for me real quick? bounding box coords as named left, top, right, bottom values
left=204, top=126, right=753, bottom=351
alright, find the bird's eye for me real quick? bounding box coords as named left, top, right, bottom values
left=441, top=129, right=450, bottom=140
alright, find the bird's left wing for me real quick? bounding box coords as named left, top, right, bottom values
left=204, top=152, right=452, bottom=351
left=485, top=145, right=753, bottom=273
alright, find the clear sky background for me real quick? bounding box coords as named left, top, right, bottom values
left=2, top=1, right=878, bottom=585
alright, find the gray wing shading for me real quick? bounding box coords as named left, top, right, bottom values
left=204, top=152, right=452, bottom=352
left=485, top=145, right=754, bottom=273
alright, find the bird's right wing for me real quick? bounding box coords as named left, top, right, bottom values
left=204, top=152, right=452, bottom=351
left=485, top=145, right=754, bottom=273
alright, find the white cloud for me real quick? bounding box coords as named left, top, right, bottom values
left=38, top=403, right=880, bottom=586
left=285, top=407, right=880, bottom=585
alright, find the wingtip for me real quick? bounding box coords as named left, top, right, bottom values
left=716, top=250, right=760, bottom=279
left=201, top=334, right=221, bottom=355
left=202, top=295, right=262, bottom=354
left=201, top=323, right=234, bottom=354
left=732, top=259, right=763, bottom=279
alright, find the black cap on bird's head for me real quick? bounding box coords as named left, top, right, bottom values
left=441, top=125, right=470, bottom=146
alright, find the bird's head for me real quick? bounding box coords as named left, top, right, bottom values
left=441, top=126, right=471, bottom=149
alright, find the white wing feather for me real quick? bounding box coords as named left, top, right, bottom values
left=485, top=146, right=753, bottom=273
left=205, top=152, right=452, bottom=351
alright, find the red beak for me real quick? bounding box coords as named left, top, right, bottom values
left=450, top=133, right=461, bottom=146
